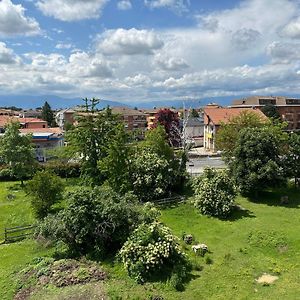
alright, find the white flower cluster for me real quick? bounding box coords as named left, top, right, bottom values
left=119, top=222, right=186, bottom=281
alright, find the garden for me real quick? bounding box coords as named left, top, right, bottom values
left=0, top=180, right=300, bottom=299
left=1, top=102, right=300, bottom=299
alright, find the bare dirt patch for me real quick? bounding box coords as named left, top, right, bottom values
left=14, top=258, right=108, bottom=300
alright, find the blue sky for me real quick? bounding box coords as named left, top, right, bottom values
left=0, top=0, right=300, bottom=107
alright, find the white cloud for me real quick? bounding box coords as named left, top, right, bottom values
left=2, top=0, right=300, bottom=103
left=281, top=18, right=300, bottom=39
left=0, top=0, right=40, bottom=37
left=267, top=41, right=300, bottom=64
left=117, top=0, right=132, bottom=10
left=0, top=42, right=21, bottom=64
left=144, top=0, right=189, bottom=13
left=97, top=28, right=164, bottom=55
left=154, top=54, right=189, bottom=71
left=55, top=43, right=73, bottom=49
left=36, top=0, right=108, bottom=22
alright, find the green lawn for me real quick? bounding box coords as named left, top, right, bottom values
left=0, top=181, right=300, bottom=299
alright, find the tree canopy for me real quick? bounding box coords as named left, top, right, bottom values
left=0, top=122, right=36, bottom=185
left=41, top=101, right=56, bottom=127
left=215, top=110, right=267, bottom=160
left=154, top=108, right=181, bottom=147
left=230, top=126, right=287, bottom=195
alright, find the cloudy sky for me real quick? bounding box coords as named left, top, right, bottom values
left=1, top=0, right=300, bottom=105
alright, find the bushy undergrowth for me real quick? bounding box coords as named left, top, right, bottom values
left=35, top=186, right=160, bottom=257
left=193, top=168, right=237, bottom=218
left=119, top=222, right=190, bottom=290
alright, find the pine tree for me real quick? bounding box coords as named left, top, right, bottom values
left=41, top=101, right=55, bottom=126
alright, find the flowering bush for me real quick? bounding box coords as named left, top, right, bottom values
left=119, top=222, right=190, bottom=289
left=131, top=150, right=175, bottom=201
left=193, top=168, right=236, bottom=218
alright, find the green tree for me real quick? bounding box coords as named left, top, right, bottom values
left=35, top=186, right=159, bottom=256
left=191, top=108, right=199, bottom=118
left=283, top=133, right=300, bottom=186
left=41, top=101, right=56, bottom=127
left=132, top=126, right=185, bottom=200
left=193, top=168, right=236, bottom=218
left=27, top=170, right=65, bottom=219
left=66, top=98, right=122, bottom=185
left=261, top=104, right=281, bottom=120
left=99, top=126, right=132, bottom=194
left=216, top=110, right=266, bottom=160
left=230, top=126, right=287, bottom=195
left=0, top=122, right=36, bottom=185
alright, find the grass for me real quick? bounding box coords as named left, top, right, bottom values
left=0, top=181, right=300, bottom=299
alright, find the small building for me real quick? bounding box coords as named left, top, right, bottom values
left=203, top=107, right=266, bottom=151
left=231, top=96, right=300, bottom=130
left=0, top=115, right=63, bottom=162
left=20, top=128, right=64, bottom=162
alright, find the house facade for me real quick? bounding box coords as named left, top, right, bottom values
left=231, top=96, right=300, bottom=130
left=203, top=107, right=267, bottom=152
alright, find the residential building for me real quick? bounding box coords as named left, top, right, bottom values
left=231, top=96, right=300, bottom=130
left=143, top=108, right=179, bottom=129
left=0, top=115, right=63, bottom=162
left=0, top=109, right=19, bottom=116
left=55, top=108, right=76, bottom=129
left=110, top=107, right=147, bottom=131
left=203, top=107, right=266, bottom=151
left=19, top=109, right=42, bottom=119
left=182, top=116, right=204, bottom=147
left=19, top=128, right=64, bottom=162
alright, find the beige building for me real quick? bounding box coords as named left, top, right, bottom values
left=231, top=96, right=300, bottom=130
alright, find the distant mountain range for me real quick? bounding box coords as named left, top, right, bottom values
left=0, top=94, right=234, bottom=110
left=1, top=94, right=300, bottom=110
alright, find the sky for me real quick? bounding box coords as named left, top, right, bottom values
left=1, top=0, right=300, bottom=106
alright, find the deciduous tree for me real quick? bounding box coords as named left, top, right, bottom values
left=0, top=122, right=36, bottom=185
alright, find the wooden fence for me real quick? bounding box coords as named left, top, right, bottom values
left=152, top=195, right=185, bottom=205
left=1, top=224, right=36, bottom=243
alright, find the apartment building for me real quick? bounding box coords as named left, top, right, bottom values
left=231, top=96, right=300, bottom=130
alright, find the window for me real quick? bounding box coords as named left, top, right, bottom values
left=259, top=98, right=276, bottom=105
left=286, top=98, right=300, bottom=105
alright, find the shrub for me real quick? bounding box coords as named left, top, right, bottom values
left=131, top=150, right=176, bottom=201
left=36, top=186, right=159, bottom=257
left=0, top=167, right=14, bottom=181
left=42, top=162, right=81, bottom=178
left=26, top=170, right=65, bottom=219
left=193, top=168, right=236, bottom=218
left=119, top=222, right=190, bottom=289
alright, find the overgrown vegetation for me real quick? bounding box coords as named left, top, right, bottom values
left=26, top=170, right=65, bottom=219
left=193, top=168, right=236, bottom=218
left=35, top=186, right=160, bottom=257
left=119, top=222, right=190, bottom=290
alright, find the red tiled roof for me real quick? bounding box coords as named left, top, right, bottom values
left=0, top=116, right=47, bottom=127
left=203, top=108, right=267, bottom=125
left=19, top=127, right=63, bottom=134
left=0, top=116, right=17, bottom=127
left=18, top=117, right=46, bottom=123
